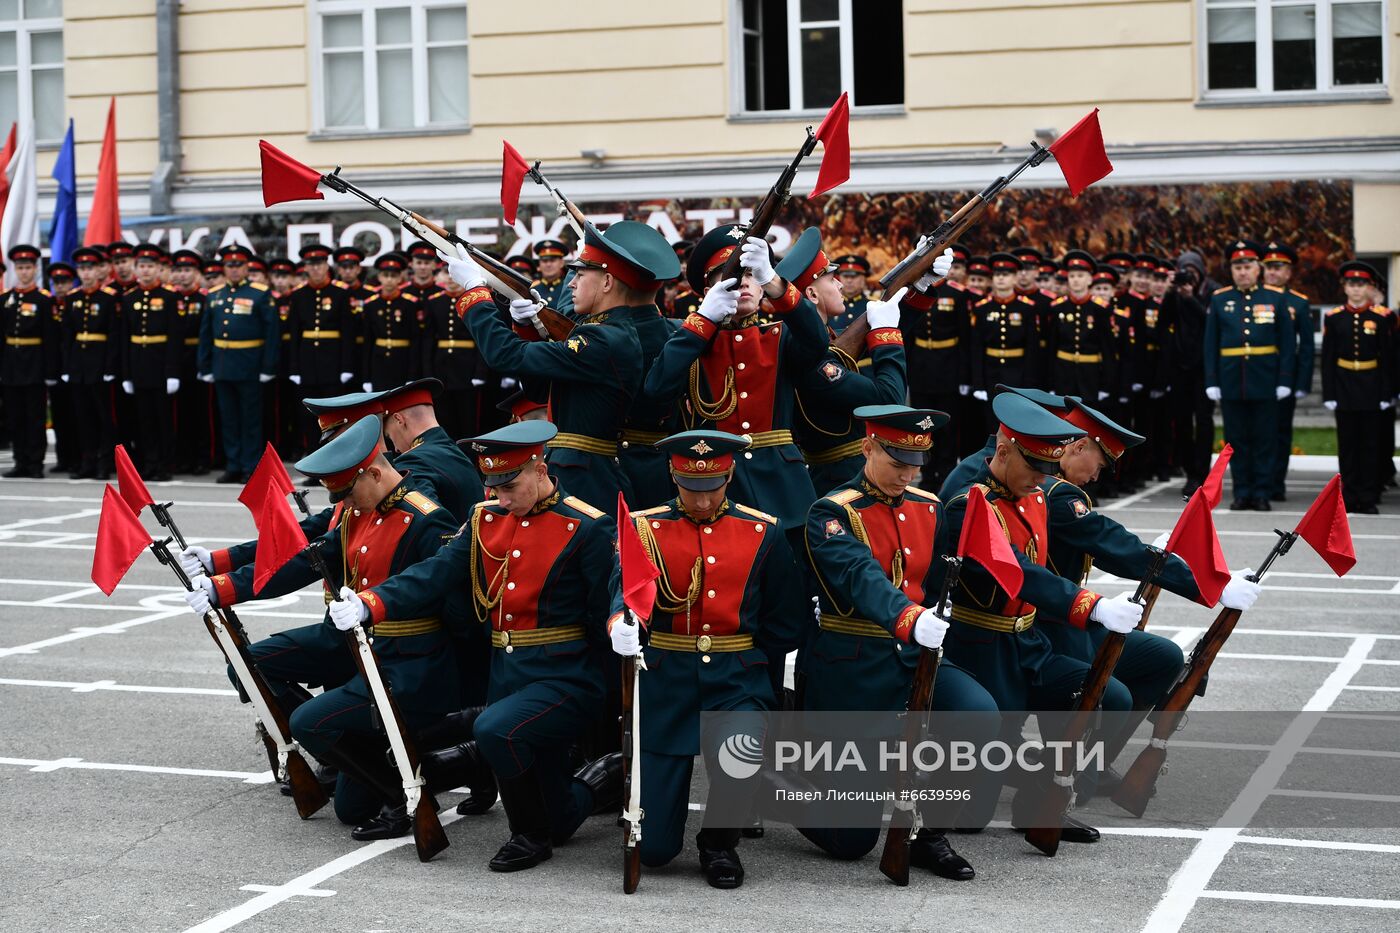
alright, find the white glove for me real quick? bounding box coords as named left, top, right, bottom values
left=509, top=297, right=541, bottom=325
left=60, top=374, right=69, bottom=383
left=166, top=377, right=180, bottom=395
left=1205, top=386, right=1222, bottom=401
left=180, top=545, right=213, bottom=577
left=738, top=236, right=775, bottom=286
left=1275, top=386, right=1290, bottom=400
left=1294, top=389, right=1306, bottom=400
left=443, top=244, right=486, bottom=291
left=1131, top=383, right=1144, bottom=393
left=1090, top=592, right=1143, bottom=634
left=339, top=372, right=354, bottom=384
left=199, top=373, right=214, bottom=383
left=1097, top=390, right=1111, bottom=401
left=915, top=272, right=939, bottom=292
left=973, top=389, right=988, bottom=401
left=184, top=575, right=216, bottom=617
left=958, top=384, right=970, bottom=396
left=259, top=373, right=274, bottom=384
left=1219, top=568, right=1261, bottom=612
left=610, top=613, right=641, bottom=656
left=362, top=382, right=373, bottom=393
left=329, top=586, right=368, bottom=631
left=1151, top=531, right=1171, bottom=550
left=121, top=380, right=134, bottom=395
left=912, top=608, right=949, bottom=650
left=1382, top=401, right=1393, bottom=411
left=500, top=377, right=518, bottom=389
left=104, top=374, right=116, bottom=383
left=698, top=278, right=739, bottom=323
left=865, top=287, right=907, bottom=330
left=44, top=378, right=57, bottom=387
left=471, top=378, right=486, bottom=387
left=1149, top=389, right=1165, bottom=399
left=1323, top=400, right=1338, bottom=411
left=289, top=374, right=301, bottom=386
left=931, top=247, right=955, bottom=279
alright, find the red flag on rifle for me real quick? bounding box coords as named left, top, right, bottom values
left=808, top=92, right=850, bottom=199
left=957, top=486, right=1023, bottom=596
left=113, top=444, right=154, bottom=516
left=1201, top=443, right=1234, bottom=510
left=91, top=484, right=151, bottom=596
left=1294, top=475, right=1355, bottom=577
left=1166, top=488, right=1231, bottom=605
left=249, top=486, right=309, bottom=595
left=239, top=443, right=295, bottom=513
left=501, top=140, right=531, bottom=226
left=1048, top=108, right=1113, bottom=198
left=617, top=492, right=659, bottom=623
left=259, top=140, right=325, bottom=208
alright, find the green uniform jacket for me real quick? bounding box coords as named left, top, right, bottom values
left=1203, top=284, right=1297, bottom=400
left=197, top=280, right=280, bottom=381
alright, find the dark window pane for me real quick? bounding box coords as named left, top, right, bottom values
left=1207, top=8, right=1256, bottom=90
left=853, top=0, right=903, bottom=106
left=1333, top=2, right=1383, bottom=85
left=1272, top=6, right=1316, bottom=91
left=801, top=26, right=841, bottom=109
left=742, top=0, right=759, bottom=29
left=801, top=0, right=839, bottom=21
left=744, top=34, right=763, bottom=111
left=756, top=0, right=788, bottom=109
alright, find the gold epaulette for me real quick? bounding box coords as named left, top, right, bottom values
left=824, top=488, right=862, bottom=506
left=1290, top=288, right=1310, bottom=300
left=563, top=495, right=605, bottom=519
left=249, top=282, right=269, bottom=291
left=402, top=490, right=438, bottom=514
left=904, top=485, right=939, bottom=503
left=1050, top=296, right=1067, bottom=306
left=1017, top=295, right=1035, bottom=306
left=101, top=286, right=118, bottom=295
left=331, top=280, right=348, bottom=289
left=947, top=280, right=966, bottom=291
left=1324, top=306, right=1346, bottom=316
left=1263, top=284, right=1285, bottom=293
left=402, top=292, right=419, bottom=302
left=733, top=503, right=777, bottom=524
left=208, top=283, right=227, bottom=293
left=1213, top=285, right=1232, bottom=295
left=428, top=290, right=445, bottom=300
left=1091, top=295, right=1109, bottom=306
left=632, top=505, right=670, bottom=518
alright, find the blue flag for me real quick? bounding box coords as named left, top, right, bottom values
left=48, top=118, right=77, bottom=265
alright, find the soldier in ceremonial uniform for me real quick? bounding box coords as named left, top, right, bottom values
left=531, top=239, right=570, bottom=308
left=607, top=430, right=805, bottom=888
left=335, top=421, right=619, bottom=869
left=1101, top=251, right=1134, bottom=300
left=799, top=405, right=999, bottom=878
left=198, top=245, right=280, bottom=483
left=246, top=256, right=269, bottom=287
left=360, top=252, right=420, bottom=392
left=946, top=244, right=971, bottom=287
left=1262, top=242, right=1315, bottom=502
left=1048, top=250, right=1115, bottom=401
left=829, top=253, right=870, bottom=334
left=332, top=246, right=375, bottom=310
left=1038, top=258, right=1059, bottom=294
left=1322, top=261, right=1395, bottom=514
left=669, top=239, right=701, bottom=320
left=201, top=258, right=224, bottom=292
left=46, top=262, right=78, bottom=475
left=170, top=249, right=212, bottom=475
left=938, top=385, right=1072, bottom=502
left=404, top=241, right=441, bottom=302
left=422, top=265, right=488, bottom=441
left=902, top=240, right=972, bottom=489
left=116, top=245, right=181, bottom=480
left=966, top=256, right=991, bottom=296
left=1, top=245, right=58, bottom=477
left=108, top=241, right=137, bottom=293
left=1011, top=246, right=1056, bottom=385
left=287, top=244, right=357, bottom=453
left=186, top=414, right=461, bottom=834
left=1090, top=263, right=1118, bottom=304
left=60, top=248, right=120, bottom=479
left=506, top=252, right=537, bottom=282
left=967, top=254, right=1038, bottom=431
left=1204, top=240, right=1297, bottom=511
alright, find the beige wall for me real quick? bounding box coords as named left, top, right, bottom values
left=54, top=0, right=1400, bottom=186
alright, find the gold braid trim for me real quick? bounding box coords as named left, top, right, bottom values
left=469, top=506, right=510, bottom=622
left=633, top=515, right=701, bottom=615
left=688, top=359, right=738, bottom=422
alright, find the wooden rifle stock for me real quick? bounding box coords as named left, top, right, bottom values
left=620, top=647, right=642, bottom=894
left=716, top=128, right=818, bottom=292
left=1112, top=531, right=1297, bottom=817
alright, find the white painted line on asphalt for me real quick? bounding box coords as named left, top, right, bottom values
left=0, top=492, right=254, bottom=510
left=1199, top=891, right=1400, bottom=910
left=1235, top=835, right=1400, bottom=854
left=0, top=676, right=238, bottom=697
left=0, top=508, right=100, bottom=531
left=0, top=755, right=273, bottom=783
left=1139, top=635, right=1374, bottom=933
left=238, top=884, right=336, bottom=898
left=181, top=808, right=466, bottom=933
left=1271, top=789, right=1400, bottom=803
left=0, top=603, right=187, bottom=657
left=1170, top=628, right=1201, bottom=648
left=1100, top=481, right=1174, bottom=511
left=1343, top=685, right=1400, bottom=692
left=1153, top=625, right=1400, bottom=641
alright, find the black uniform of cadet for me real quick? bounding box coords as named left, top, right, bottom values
left=422, top=281, right=488, bottom=441
left=403, top=241, right=441, bottom=304
left=530, top=239, right=569, bottom=309
left=46, top=263, right=79, bottom=475
left=170, top=250, right=212, bottom=474
left=361, top=252, right=421, bottom=391
left=1322, top=261, right=1395, bottom=514
left=60, top=248, right=120, bottom=479
left=902, top=267, right=972, bottom=489
left=1048, top=251, right=1116, bottom=401
left=968, top=283, right=1038, bottom=430
left=118, top=245, right=182, bottom=479
left=287, top=245, right=357, bottom=452
left=830, top=253, right=869, bottom=335
left=0, top=245, right=58, bottom=477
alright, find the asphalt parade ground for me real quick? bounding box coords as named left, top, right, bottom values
left=1, top=453, right=1397, bottom=933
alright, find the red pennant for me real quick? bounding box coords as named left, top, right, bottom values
left=251, top=487, right=309, bottom=595
left=617, top=493, right=659, bottom=623
left=113, top=445, right=154, bottom=515
left=84, top=101, right=122, bottom=246
left=957, top=486, right=1024, bottom=596
left=808, top=92, right=850, bottom=200
left=259, top=140, right=325, bottom=208
left=1294, top=475, right=1355, bottom=577
left=1048, top=108, right=1114, bottom=198
left=1202, top=443, right=1234, bottom=510
left=239, top=443, right=294, bottom=514
left=1166, top=488, right=1232, bottom=605
left=501, top=140, right=530, bottom=226
left=91, top=484, right=152, bottom=596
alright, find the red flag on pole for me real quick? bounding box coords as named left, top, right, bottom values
left=239, top=443, right=294, bottom=513
left=113, top=444, right=154, bottom=516
left=1047, top=108, right=1114, bottom=198
left=250, top=486, right=309, bottom=595
left=1294, top=475, right=1355, bottom=577
left=1201, top=443, right=1234, bottom=510
left=84, top=99, right=122, bottom=246
left=1166, top=488, right=1232, bottom=605
left=808, top=91, right=850, bottom=199
left=259, top=140, right=325, bottom=208
left=617, top=492, right=659, bottom=623
left=91, top=484, right=151, bottom=595
left=501, top=140, right=531, bottom=226
left=957, top=486, right=1024, bottom=596
left=0, top=122, right=16, bottom=228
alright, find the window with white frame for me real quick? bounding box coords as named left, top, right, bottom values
left=316, top=1, right=469, bottom=132
left=1203, top=0, right=1386, bottom=97
left=0, top=0, right=63, bottom=144
left=737, top=0, right=903, bottom=115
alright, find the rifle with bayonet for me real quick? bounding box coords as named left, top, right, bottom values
left=318, top=168, right=575, bottom=341
left=1024, top=546, right=1168, bottom=855
left=713, top=127, right=819, bottom=293
left=1112, top=529, right=1298, bottom=817
left=879, top=554, right=959, bottom=885
left=619, top=614, right=647, bottom=894
left=832, top=142, right=1052, bottom=359
left=149, top=537, right=328, bottom=819
left=303, top=540, right=449, bottom=861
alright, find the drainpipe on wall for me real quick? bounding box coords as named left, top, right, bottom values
left=149, top=0, right=180, bottom=215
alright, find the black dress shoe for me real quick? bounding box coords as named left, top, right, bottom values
left=1254, top=498, right=1272, bottom=512
left=573, top=751, right=624, bottom=816
left=697, top=838, right=745, bottom=889
left=910, top=830, right=974, bottom=880
left=190, top=463, right=210, bottom=476
left=350, top=803, right=412, bottom=841
left=93, top=470, right=111, bottom=481
left=1229, top=498, right=1250, bottom=511
left=216, top=470, right=241, bottom=484
left=3, top=466, right=27, bottom=478
left=152, top=471, right=173, bottom=482
left=489, top=833, right=553, bottom=872
left=1356, top=504, right=1380, bottom=515
left=1059, top=815, right=1101, bottom=843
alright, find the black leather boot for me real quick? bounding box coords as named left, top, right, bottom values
left=351, top=802, right=412, bottom=841
left=489, top=768, right=553, bottom=872
left=696, top=828, right=744, bottom=889
left=572, top=751, right=624, bottom=816
left=421, top=740, right=497, bottom=816
left=311, top=734, right=403, bottom=818
left=910, top=828, right=974, bottom=880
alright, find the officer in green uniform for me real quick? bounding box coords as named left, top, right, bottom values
left=198, top=244, right=280, bottom=483
left=1262, top=242, right=1315, bottom=502
left=184, top=414, right=461, bottom=836
left=531, top=239, right=569, bottom=308
left=60, top=247, right=120, bottom=480
left=606, top=430, right=805, bottom=888
left=938, top=385, right=1072, bottom=501
left=170, top=249, right=212, bottom=475
left=829, top=253, right=870, bottom=334
left=1204, top=240, right=1297, bottom=511
left=337, top=420, right=619, bottom=871
left=0, top=245, right=58, bottom=477
left=506, top=253, right=537, bottom=282
left=800, top=405, right=999, bottom=878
